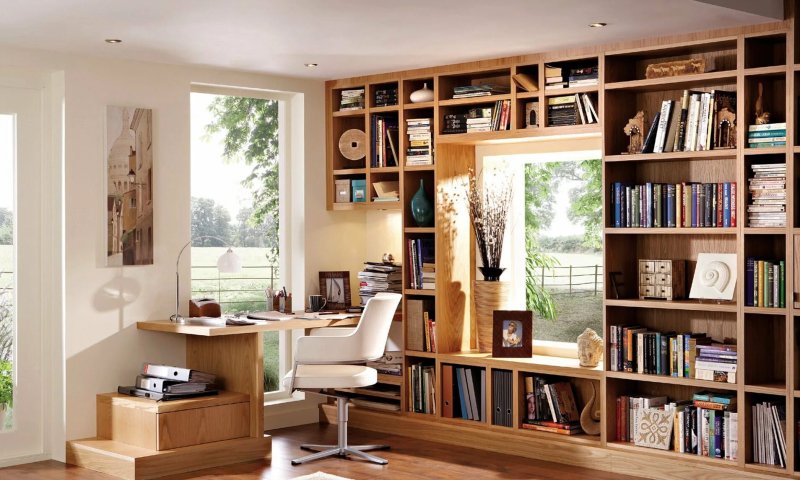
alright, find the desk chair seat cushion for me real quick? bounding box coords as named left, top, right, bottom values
left=282, top=364, right=377, bottom=390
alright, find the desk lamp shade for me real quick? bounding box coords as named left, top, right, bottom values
left=217, top=248, right=242, bottom=274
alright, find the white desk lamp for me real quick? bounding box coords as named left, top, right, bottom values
left=171, top=236, right=242, bottom=323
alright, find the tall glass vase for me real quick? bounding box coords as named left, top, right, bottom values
left=410, top=179, right=433, bottom=227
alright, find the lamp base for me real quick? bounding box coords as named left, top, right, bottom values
left=170, top=314, right=188, bottom=325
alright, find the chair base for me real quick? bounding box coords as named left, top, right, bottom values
left=291, top=396, right=390, bottom=466
left=292, top=444, right=390, bottom=465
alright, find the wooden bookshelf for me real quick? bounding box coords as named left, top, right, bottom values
left=324, top=5, right=797, bottom=478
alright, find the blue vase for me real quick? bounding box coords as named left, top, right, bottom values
left=410, top=179, right=434, bottom=227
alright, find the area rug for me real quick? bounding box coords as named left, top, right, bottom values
left=291, top=472, right=353, bottom=480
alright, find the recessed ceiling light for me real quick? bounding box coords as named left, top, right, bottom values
left=105, top=38, right=123, bottom=44
left=304, top=63, right=319, bottom=68
left=589, top=22, right=607, bottom=28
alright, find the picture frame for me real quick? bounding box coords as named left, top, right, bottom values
left=492, top=310, right=533, bottom=358
left=319, top=271, right=351, bottom=310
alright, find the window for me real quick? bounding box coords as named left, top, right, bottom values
left=486, top=148, right=602, bottom=347
left=190, top=90, right=286, bottom=395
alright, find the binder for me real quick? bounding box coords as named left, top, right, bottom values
left=136, top=375, right=210, bottom=394
left=455, top=367, right=469, bottom=419
left=492, top=370, right=501, bottom=426
left=442, top=365, right=454, bottom=418
left=479, top=369, right=486, bottom=423
left=117, top=386, right=218, bottom=401
left=465, top=368, right=478, bottom=421
left=141, top=363, right=215, bottom=383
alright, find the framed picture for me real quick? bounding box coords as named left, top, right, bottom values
left=319, top=271, right=351, bottom=310
left=492, top=310, right=533, bottom=358
left=105, top=105, right=154, bottom=266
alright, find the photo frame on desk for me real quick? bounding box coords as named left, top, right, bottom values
left=319, top=271, right=351, bottom=310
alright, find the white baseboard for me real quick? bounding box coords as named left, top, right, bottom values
left=0, top=452, right=51, bottom=468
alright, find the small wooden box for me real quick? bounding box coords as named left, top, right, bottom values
left=334, top=179, right=351, bottom=203
left=351, top=179, right=367, bottom=203
left=97, top=392, right=250, bottom=451
left=638, top=259, right=685, bottom=300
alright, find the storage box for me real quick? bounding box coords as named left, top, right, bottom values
left=334, top=179, right=351, bottom=203
left=638, top=259, right=686, bottom=300
left=351, top=179, right=367, bottom=203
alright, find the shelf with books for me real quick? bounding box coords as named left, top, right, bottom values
left=512, top=63, right=540, bottom=98
left=604, top=227, right=737, bottom=235
left=408, top=358, right=437, bottom=415
left=744, top=236, right=787, bottom=308
left=743, top=75, right=787, bottom=152
left=438, top=68, right=511, bottom=102
left=515, top=96, right=540, bottom=130
left=543, top=57, right=599, bottom=93
left=441, top=363, right=487, bottom=423
left=440, top=98, right=512, bottom=135
left=604, top=149, right=737, bottom=163
left=544, top=91, right=598, bottom=128
left=745, top=33, right=787, bottom=69
left=744, top=314, right=786, bottom=388
left=604, top=85, right=737, bottom=157
left=604, top=71, right=738, bottom=93
left=606, top=378, right=740, bottom=463
left=604, top=38, right=736, bottom=84
left=369, top=81, right=399, bottom=109
left=403, top=110, right=434, bottom=168
left=743, top=392, right=787, bottom=470
left=333, top=86, right=366, bottom=112
left=439, top=93, right=512, bottom=107
left=370, top=111, right=400, bottom=169
left=519, top=372, right=597, bottom=438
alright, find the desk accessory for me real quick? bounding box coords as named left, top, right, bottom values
left=117, top=386, right=218, bottom=401
left=492, top=310, right=532, bottom=358
left=308, top=294, right=327, bottom=312
left=319, top=271, right=352, bottom=310
left=189, top=298, right=221, bottom=317
left=171, top=236, right=241, bottom=324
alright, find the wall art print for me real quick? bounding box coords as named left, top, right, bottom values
left=106, top=106, right=154, bottom=266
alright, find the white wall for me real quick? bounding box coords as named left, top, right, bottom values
left=0, top=44, right=366, bottom=457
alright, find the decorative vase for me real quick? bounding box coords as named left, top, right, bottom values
left=409, top=83, right=434, bottom=103
left=580, top=382, right=601, bottom=436
left=479, top=266, right=505, bottom=281
left=473, top=279, right=512, bottom=353
left=410, top=179, right=434, bottom=227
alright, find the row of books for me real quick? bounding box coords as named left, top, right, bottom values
left=410, top=363, right=436, bottom=414
left=442, top=101, right=510, bottom=134
left=641, top=90, right=736, bottom=154
left=608, top=328, right=737, bottom=384
left=370, top=115, right=399, bottom=168
left=610, top=182, right=737, bottom=229
left=616, top=392, right=738, bottom=460
left=339, top=88, right=365, bottom=111
left=406, top=118, right=433, bottom=166
left=451, top=83, right=509, bottom=99
left=441, top=365, right=485, bottom=421
left=744, top=258, right=786, bottom=308
left=118, top=363, right=217, bottom=400
left=747, top=122, right=786, bottom=148
left=752, top=401, right=786, bottom=467
left=406, top=299, right=436, bottom=353
left=407, top=237, right=434, bottom=290
left=523, top=375, right=581, bottom=435
left=747, top=162, right=786, bottom=227
left=373, top=86, right=398, bottom=107
left=545, top=64, right=598, bottom=90
left=357, top=261, right=401, bottom=306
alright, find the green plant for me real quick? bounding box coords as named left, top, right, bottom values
left=0, top=360, right=12, bottom=407
left=525, top=249, right=558, bottom=321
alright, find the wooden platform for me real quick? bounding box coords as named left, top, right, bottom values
left=66, top=435, right=271, bottom=480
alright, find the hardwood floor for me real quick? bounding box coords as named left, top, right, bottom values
left=0, top=424, right=646, bottom=479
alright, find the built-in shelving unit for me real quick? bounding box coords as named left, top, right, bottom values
left=324, top=6, right=800, bottom=478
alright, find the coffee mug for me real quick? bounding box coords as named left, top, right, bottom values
left=308, top=294, right=327, bottom=312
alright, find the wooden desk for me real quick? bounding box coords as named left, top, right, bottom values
left=136, top=317, right=360, bottom=438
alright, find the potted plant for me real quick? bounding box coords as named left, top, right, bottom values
left=0, top=360, right=11, bottom=428
left=466, top=168, right=514, bottom=352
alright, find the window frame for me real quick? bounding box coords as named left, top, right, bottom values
left=190, top=84, right=300, bottom=401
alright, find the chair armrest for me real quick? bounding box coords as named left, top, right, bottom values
left=295, top=335, right=364, bottom=364
left=309, top=327, right=356, bottom=337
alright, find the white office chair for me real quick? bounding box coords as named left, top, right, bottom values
left=283, top=292, right=402, bottom=465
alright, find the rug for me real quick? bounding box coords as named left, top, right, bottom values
left=291, top=472, right=353, bottom=480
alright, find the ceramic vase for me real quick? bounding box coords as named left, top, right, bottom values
left=410, top=179, right=434, bottom=227
left=410, top=83, right=434, bottom=103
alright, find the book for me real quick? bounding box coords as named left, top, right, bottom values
left=640, top=112, right=661, bottom=153
left=512, top=73, right=538, bottom=92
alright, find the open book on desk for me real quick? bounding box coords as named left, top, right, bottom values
left=293, top=312, right=361, bottom=320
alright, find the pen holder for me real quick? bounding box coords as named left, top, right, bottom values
left=274, top=296, right=292, bottom=313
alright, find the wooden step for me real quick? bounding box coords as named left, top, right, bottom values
left=67, top=435, right=271, bottom=480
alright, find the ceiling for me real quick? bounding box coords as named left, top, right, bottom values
left=0, top=0, right=783, bottom=80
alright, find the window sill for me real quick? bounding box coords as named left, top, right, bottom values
left=533, top=340, right=579, bottom=359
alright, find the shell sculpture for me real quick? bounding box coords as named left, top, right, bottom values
left=580, top=382, right=601, bottom=436
left=577, top=327, right=603, bottom=368
left=700, top=260, right=731, bottom=293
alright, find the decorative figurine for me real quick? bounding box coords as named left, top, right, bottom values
left=755, top=81, right=770, bottom=125
left=580, top=382, right=601, bottom=436
left=716, top=106, right=736, bottom=148
left=382, top=252, right=395, bottom=264
left=623, top=111, right=646, bottom=154
left=577, top=327, right=603, bottom=368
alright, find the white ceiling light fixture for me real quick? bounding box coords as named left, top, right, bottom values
left=305, top=63, right=319, bottom=68
left=105, top=38, right=123, bottom=44
left=589, top=22, right=607, bottom=28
